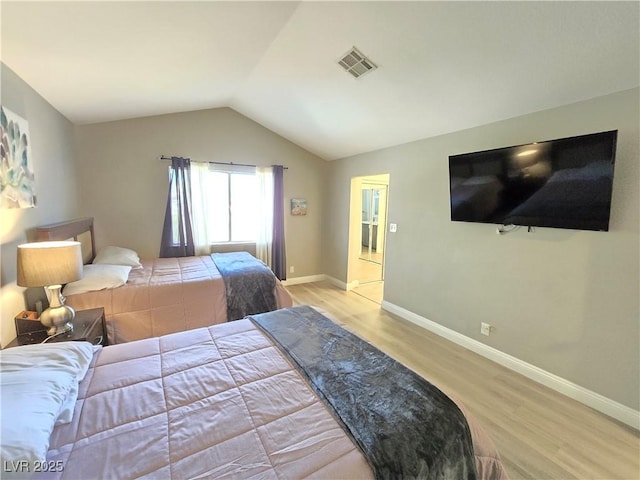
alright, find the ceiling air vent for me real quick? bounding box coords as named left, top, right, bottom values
left=338, top=47, right=377, bottom=79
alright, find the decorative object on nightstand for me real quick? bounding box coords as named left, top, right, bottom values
left=17, top=241, right=83, bottom=336
left=8, top=307, right=107, bottom=348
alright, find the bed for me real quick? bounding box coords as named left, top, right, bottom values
left=35, top=218, right=292, bottom=344
left=0, top=306, right=507, bottom=479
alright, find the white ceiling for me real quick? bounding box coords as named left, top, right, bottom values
left=2, top=1, right=638, bottom=160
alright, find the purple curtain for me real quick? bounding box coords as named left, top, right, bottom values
left=159, top=157, right=195, bottom=258
left=271, top=165, right=286, bottom=280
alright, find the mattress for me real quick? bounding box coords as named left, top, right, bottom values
left=65, top=256, right=292, bottom=344
left=40, top=307, right=507, bottom=479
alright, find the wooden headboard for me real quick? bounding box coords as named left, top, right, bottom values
left=35, top=217, right=96, bottom=264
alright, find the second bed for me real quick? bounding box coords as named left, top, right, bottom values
left=35, top=218, right=292, bottom=344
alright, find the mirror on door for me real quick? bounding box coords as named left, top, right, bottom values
left=360, top=184, right=386, bottom=264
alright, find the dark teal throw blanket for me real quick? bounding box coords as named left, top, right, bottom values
left=211, top=252, right=277, bottom=321
left=250, top=305, right=478, bottom=480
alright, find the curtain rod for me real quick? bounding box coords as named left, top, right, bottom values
left=160, top=156, right=288, bottom=170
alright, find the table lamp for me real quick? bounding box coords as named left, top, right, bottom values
left=17, top=241, right=83, bottom=336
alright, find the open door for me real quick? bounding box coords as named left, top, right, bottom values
left=347, top=174, right=389, bottom=304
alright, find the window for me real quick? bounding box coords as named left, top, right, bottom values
left=171, top=164, right=259, bottom=244
left=208, top=169, right=259, bottom=242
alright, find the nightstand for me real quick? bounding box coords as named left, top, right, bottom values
left=6, top=307, right=107, bottom=348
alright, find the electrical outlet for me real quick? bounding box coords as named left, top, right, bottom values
left=289, top=266, right=295, bottom=273
left=480, top=322, right=492, bottom=336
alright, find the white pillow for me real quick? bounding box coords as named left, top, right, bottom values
left=55, top=344, right=102, bottom=425
left=62, top=264, right=132, bottom=296
left=56, top=380, right=81, bottom=426
left=0, top=370, right=73, bottom=476
left=93, top=246, right=142, bottom=269
left=0, top=342, right=97, bottom=475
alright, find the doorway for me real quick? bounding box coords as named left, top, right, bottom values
left=347, top=174, right=389, bottom=304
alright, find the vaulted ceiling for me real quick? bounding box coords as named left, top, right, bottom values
left=2, top=1, right=638, bottom=160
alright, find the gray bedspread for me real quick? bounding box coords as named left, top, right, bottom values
left=251, top=305, right=478, bottom=480
left=211, top=252, right=277, bottom=321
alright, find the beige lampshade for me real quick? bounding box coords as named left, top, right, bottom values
left=17, top=241, right=83, bottom=287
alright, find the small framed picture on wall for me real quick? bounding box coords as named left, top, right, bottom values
left=291, top=198, right=307, bottom=216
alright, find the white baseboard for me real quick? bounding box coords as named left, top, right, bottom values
left=381, top=300, right=640, bottom=430
left=324, top=275, right=349, bottom=290
left=282, top=274, right=358, bottom=292
left=281, top=274, right=327, bottom=286
left=283, top=274, right=359, bottom=291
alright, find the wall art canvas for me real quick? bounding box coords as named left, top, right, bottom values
left=291, top=198, right=307, bottom=216
left=1, top=106, right=36, bottom=209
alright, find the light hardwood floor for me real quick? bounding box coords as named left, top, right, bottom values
left=352, top=280, right=384, bottom=304
left=285, top=281, right=640, bottom=480
left=353, top=256, right=384, bottom=284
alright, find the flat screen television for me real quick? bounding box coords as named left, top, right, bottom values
left=448, top=130, right=617, bottom=231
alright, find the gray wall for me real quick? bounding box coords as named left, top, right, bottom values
left=0, top=64, right=80, bottom=347
left=74, top=107, right=328, bottom=278
left=325, top=88, right=639, bottom=410
left=2, top=63, right=637, bottom=411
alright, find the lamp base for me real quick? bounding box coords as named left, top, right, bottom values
left=47, top=323, right=73, bottom=336
left=40, top=285, right=75, bottom=337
